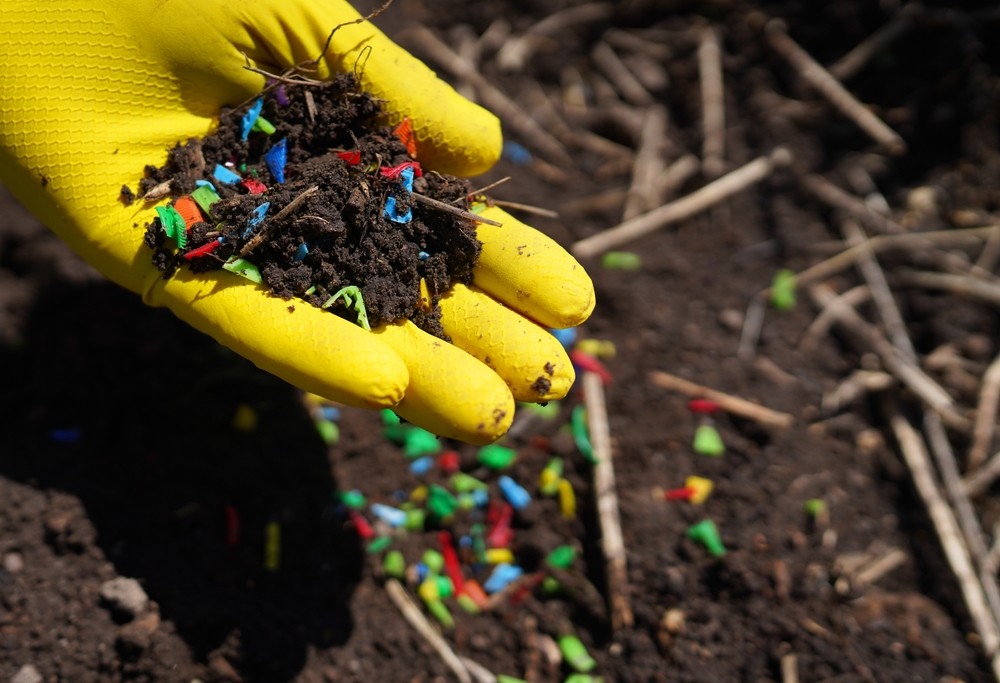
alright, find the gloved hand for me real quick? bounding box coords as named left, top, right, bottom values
left=0, top=0, right=595, bottom=443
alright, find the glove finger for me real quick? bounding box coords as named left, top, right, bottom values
left=148, top=268, right=408, bottom=410
left=229, top=3, right=501, bottom=177
left=373, top=319, right=514, bottom=444
left=439, top=284, right=574, bottom=402
left=472, top=206, right=596, bottom=330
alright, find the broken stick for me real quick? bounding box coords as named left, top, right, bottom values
left=698, top=25, right=726, bottom=177
left=591, top=41, right=655, bottom=107
left=828, top=3, right=923, bottom=82
left=384, top=579, right=471, bottom=683
left=622, top=105, right=668, bottom=222
left=583, top=371, right=633, bottom=631
left=412, top=192, right=503, bottom=227
left=766, top=20, right=906, bottom=155
left=648, top=370, right=795, bottom=428
left=970, top=349, right=1000, bottom=471
left=572, top=147, right=792, bottom=258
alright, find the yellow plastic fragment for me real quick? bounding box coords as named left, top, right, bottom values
left=485, top=548, right=515, bottom=565
left=418, top=278, right=432, bottom=312
left=685, top=476, right=714, bottom=505
left=575, top=339, right=616, bottom=359
left=231, top=403, right=258, bottom=432
left=264, top=521, right=280, bottom=571
left=410, top=485, right=429, bottom=504
left=558, top=479, right=576, bottom=519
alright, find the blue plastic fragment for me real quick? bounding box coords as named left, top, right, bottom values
left=50, top=427, right=81, bottom=443
left=459, top=535, right=473, bottom=548
left=213, top=164, right=242, bottom=185
left=416, top=562, right=430, bottom=584
left=410, top=456, right=434, bottom=475
left=393, top=489, right=407, bottom=501
left=498, top=475, right=532, bottom=510
left=275, top=85, right=289, bottom=107
left=294, top=243, right=309, bottom=261
left=549, top=327, right=577, bottom=349
left=242, top=202, right=271, bottom=239
left=371, top=503, right=408, bottom=528
left=265, top=138, right=288, bottom=183
left=195, top=179, right=217, bottom=190
left=241, top=98, right=264, bottom=141
left=333, top=503, right=347, bottom=516
left=502, top=141, right=533, bottom=166
left=383, top=196, right=412, bottom=223
left=483, top=563, right=524, bottom=593
left=399, top=166, right=415, bottom=192
left=321, top=406, right=341, bottom=422
left=471, top=488, right=490, bottom=508
left=418, top=251, right=430, bottom=260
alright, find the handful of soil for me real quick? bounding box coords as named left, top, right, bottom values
left=130, top=73, right=486, bottom=339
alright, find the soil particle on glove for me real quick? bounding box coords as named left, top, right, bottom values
left=136, top=73, right=482, bottom=339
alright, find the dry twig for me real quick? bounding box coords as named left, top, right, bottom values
left=766, top=20, right=906, bottom=155
left=623, top=105, right=668, bottom=221
left=384, top=579, right=471, bottom=683
left=781, top=653, right=798, bottom=683
left=583, top=371, right=633, bottom=631
left=491, top=200, right=559, bottom=219
left=591, top=41, right=655, bottom=107
left=698, top=25, right=726, bottom=177
left=412, top=192, right=504, bottom=227
left=496, top=3, right=613, bottom=72
left=828, top=3, right=923, bottom=82
left=800, top=284, right=871, bottom=351
left=970, top=350, right=1000, bottom=470
left=239, top=186, right=319, bottom=258
left=895, top=270, right=1000, bottom=307
left=572, top=148, right=791, bottom=258
left=649, top=370, right=795, bottom=427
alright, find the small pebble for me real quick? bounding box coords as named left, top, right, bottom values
left=100, top=577, right=149, bottom=619
left=4, top=552, right=24, bottom=574
left=11, top=664, right=42, bottom=683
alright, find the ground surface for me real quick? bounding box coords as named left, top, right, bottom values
left=2, top=1, right=1000, bottom=682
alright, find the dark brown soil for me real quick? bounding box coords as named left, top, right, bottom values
left=4, top=1, right=1000, bottom=682
left=135, top=73, right=481, bottom=338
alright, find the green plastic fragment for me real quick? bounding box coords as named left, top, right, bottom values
left=770, top=269, right=797, bottom=311
left=222, top=257, right=263, bottom=284
left=239, top=163, right=247, bottom=172
left=601, top=251, right=642, bottom=271
left=559, top=635, right=597, bottom=673
left=252, top=115, right=276, bottom=135
left=434, top=575, right=454, bottom=599
left=540, top=457, right=564, bottom=497
left=425, top=599, right=454, bottom=628
left=565, top=676, right=605, bottom=683
left=337, top=490, right=366, bottom=509
left=321, top=285, right=370, bottom=331
left=687, top=519, right=726, bottom=557
left=477, top=444, right=517, bottom=470
left=422, top=549, right=445, bottom=575
left=804, top=499, right=827, bottom=517
left=404, top=428, right=441, bottom=459
left=497, top=677, right=528, bottom=683
left=451, top=472, right=488, bottom=493
left=304, top=286, right=316, bottom=296
left=404, top=509, right=426, bottom=531
left=457, top=492, right=476, bottom=510
left=155, top=205, right=188, bottom=249
left=571, top=405, right=597, bottom=463
left=693, top=424, right=725, bottom=456
left=546, top=545, right=577, bottom=569
left=520, top=400, right=560, bottom=419
left=315, top=419, right=339, bottom=445
left=540, top=576, right=561, bottom=595
left=427, top=485, right=458, bottom=519
left=383, top=550, right=406, bottom=579
left=456, top=593, right=481, bottom=614
left=366, top=536, right=392, bottom=554
left=190, top=184, right=221, bottom=215
left=469, top=202, right=487, bottom=214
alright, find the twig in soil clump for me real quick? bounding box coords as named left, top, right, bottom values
left=583, top=371, right=633, bottom=631
left=970, top=350, right=1000, bottom=471
left=385, top=579, right=472, bottom=683
left=697, top=25, right=726, bottom=178
left=649, top=370, right=795, bottom=428
left=572, top=148, right=792, bottom=258
left=765, top=20, right=907, bottom=156
left=889, top=413, right=1000, bottom=677
left=135, top=73, right=483, bottom=340
left=827, top=3, right=924, bottom=82
left=402, top=24, right=574, bottom=168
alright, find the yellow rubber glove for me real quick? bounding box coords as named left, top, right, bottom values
left=0, top=0, right=595, bottom=443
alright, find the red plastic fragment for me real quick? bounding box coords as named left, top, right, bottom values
left=393, top=116, right=418, bottom=157
left=439, top=531, right=465, bottom=595
left=487, top=503, right=514, bottom=548
left=173, top=196, right=203, bottom=228
left=687, top=399, right=721, bottom=414
left=348, top=510, right=375, bottom=540
left=510, top=572, right=545, bottom=606
left=337, top=151, right=361, bottom=165
left=224, top=505, right=240, bottom=545
left=379, top=161, right=423, bottom=178
left=530, top=435, right=551, bottom=452
left=664, top=486, right=696, bottom=501
left=183, top=239, right=221, bottom=260
left=242, top=178, right=268, bottom=195
left=569, top=350, right=613, bottom=384
left=438, top=451, right=460, bottom=474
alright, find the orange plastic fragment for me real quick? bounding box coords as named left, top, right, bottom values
left=173, top=196, right=203, bottom=229
left=462, top=579, right=489, bottom=608
left=393, top=117, right=417, bottom=158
